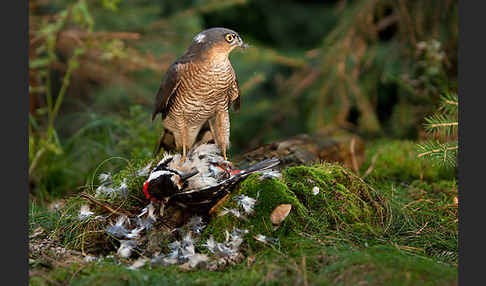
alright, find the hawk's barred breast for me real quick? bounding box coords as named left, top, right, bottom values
left=163, top=58, right=236, bottom=129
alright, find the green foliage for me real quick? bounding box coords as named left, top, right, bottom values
left=417, top=93, right=458, bottom=168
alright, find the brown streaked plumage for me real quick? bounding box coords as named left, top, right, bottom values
left=152, top=27, right=246, bottom=162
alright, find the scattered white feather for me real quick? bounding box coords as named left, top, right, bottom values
left=98, top=173, right=111, bottom=183
left=203, top=228, right=247, bottom=258
left=312, top=186, right=320, bottom=195
left=166, top=232, right=196, bottom=263
left=95, top=185, right=117, bottom=197
left=203, top=236, right=217, bottom=253
left=258, top=169, right=282, bottom=180
left=106, top=216, right=130, bottom=238
left=167, top=240, right=182, bottom=259
left=187, top=216, right=205, bottom=235
left=137, top=203, right=157, bottom=230
left=150, top=255, right=178, bottom=267
left=187, top=254, right=209, bottom=268
left=128, top=258, right=148, bottom=270
left=254, top=234, right=279, bottom=244
left=117, top=179, right=129, bottom=198
left=83, top=255, right=97, bottom=263
left=137, top=162, right=153, bottom=177
left=234, top=195, right=257, bottom=214
left=78, top=205, right=94, bottom=220
left=126, top=226, right=145, bottom=239
left=180, top=232, right=196, bottom=260
left=232, top=228, right=249, bottom=236
left=219, top=208, right=248, bottom=221
left=117, top=240, right=138, bottom=258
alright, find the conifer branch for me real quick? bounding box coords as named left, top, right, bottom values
left=417, top=92, right=458, bottom=168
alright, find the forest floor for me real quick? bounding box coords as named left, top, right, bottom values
left=29, top=139, right=458, bottom=286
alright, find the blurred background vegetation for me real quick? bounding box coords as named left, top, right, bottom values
left=29, top=0, right=458, bottom=202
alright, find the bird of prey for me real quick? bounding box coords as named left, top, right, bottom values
left=143, top=143, right=280, bottom=212
left=152, top=27, right=247, bottom=162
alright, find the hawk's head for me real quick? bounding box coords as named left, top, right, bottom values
left=187, top=27, right=247, bottom=60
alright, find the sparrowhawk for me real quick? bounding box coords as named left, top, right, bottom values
left=152, top=27, right=247, bottom=162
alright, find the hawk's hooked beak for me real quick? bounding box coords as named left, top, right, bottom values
left=238, top=37, right=248, bottom=49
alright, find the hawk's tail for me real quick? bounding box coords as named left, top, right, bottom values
left=153, top=130, right=176, bottom=157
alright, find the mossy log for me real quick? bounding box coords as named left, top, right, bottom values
left=233, top=129, right=365, bottom=171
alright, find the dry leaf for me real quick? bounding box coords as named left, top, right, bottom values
left=453, top=197, right=458, bottom=205
left=270, top=204, right=292, bottom=225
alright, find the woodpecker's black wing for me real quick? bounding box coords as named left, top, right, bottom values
left=168, top=158, right=280, bottom=211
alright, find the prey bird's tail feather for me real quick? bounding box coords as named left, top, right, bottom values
left=238, top=158, right=280, bottom=176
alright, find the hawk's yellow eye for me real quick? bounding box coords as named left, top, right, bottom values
left=225, top=34, right=234, bottom=43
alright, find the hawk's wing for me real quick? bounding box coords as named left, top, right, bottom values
left=152, top=62, right=182, bottom=121
left=230, top=77, right=241, bottom=112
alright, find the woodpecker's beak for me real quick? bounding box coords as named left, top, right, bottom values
left=180, top=169, right=199, bottom=181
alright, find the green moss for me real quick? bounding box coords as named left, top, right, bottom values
left=320, top=245, right=457, bottom=286
left=363, top=140, right=456, bottom=182
left=203, top=175, right=309, bottom=248
left=204, top=163, right=389, bottom=249
left=371, top=179, right=458, bottom=265
left=30, top=244, right=457, bottom=286
left=283, top=164, right=387, bottom=237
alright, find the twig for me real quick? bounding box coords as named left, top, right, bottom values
left=417, top=146, right=458, bottom=158
left=208, top=193, right=230, bottom=215
left=302, top=256, right=308, bottom=286
left=428, top=122, right=458, bottom=128
left=415, top=221, right=429, bottom=234
left=29, top=148, right=46, bottom=176
left=349, top=137, right=360, bottom=176
left=80, top=193, right=131, bottom=216
left=362, top=150, right=381, bottom=179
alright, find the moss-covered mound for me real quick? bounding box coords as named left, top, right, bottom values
left=284, top=164, right=386, bottom=235
left=204, top=163, right=388, bottom=248
left=203, top=176, right=308, bottom=247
